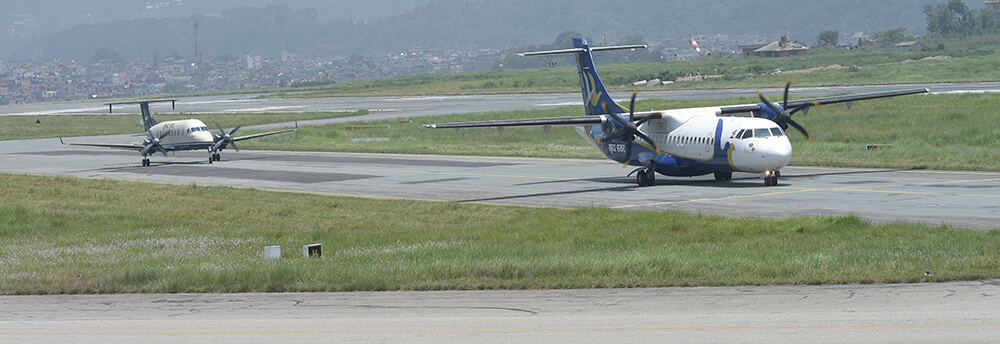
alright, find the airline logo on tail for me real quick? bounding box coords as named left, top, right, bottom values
left=584, top=72, right=602, bottom=108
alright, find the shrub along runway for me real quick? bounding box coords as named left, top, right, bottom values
left=3, top=136, right=999, bottom=230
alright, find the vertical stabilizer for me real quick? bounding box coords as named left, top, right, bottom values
left=140, top=102, right=158, bottom=131
left=571, top=37, right=627, bottom=116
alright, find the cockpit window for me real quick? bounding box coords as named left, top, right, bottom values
left=770, top=127, right=785, bottom=137
left=739, top=130, right=753, bottom=139
left=754, top=128, right=772, bottom=138
left=191, top=127, right=200, bottom=132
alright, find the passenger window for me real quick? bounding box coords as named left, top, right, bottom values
left=770, top=127, right=784, bottom=137
left=754, top=128, right=772, bottom=138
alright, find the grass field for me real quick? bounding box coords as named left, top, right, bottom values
left=2, top=173, right=998, bottom=294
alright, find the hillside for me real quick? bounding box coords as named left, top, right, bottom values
left=10, top=0, right=983, bottom=61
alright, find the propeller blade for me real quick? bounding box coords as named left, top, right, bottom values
left=230, top=141, right=240, bottom=152
left=601, top=128, right=630, bottom=143
left=628, top=89, right=638, bottom=121
left=212, top=139, right=226, bottom=152
left=623, top=138, right=633, bottom=166
left=758, top=92, right=783, bottom=115
left=786, top=119, right=811, bottom=142
left=782, top=78, right=792, bottom=108
left=229, top=125, right=241, bottom=136
left=608, top=112, right=630, bottom=128
left=633, top=131, right=660, bottom=154
left=788, top=101, right=819, bottom=116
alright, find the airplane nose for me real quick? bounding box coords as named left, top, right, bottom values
left=766, top=142, right=792, bottom=168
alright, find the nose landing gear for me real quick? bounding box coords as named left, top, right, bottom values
left=763, top=170, right=781, bottom=186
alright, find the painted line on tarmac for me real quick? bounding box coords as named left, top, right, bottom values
left=832, top=187, right=1000, bottom=198
left=6, top=322, right=1000, bottom=336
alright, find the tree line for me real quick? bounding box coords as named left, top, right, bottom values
left=924, top=0, right=1000, bottom=35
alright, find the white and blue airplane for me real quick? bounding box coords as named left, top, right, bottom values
left=62, top=99, right=296, bottom=166
left=423, top=37, right=928, bottom=186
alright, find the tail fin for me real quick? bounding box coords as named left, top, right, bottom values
left=139, top=102, right=158, bottom=131
left=519, top=37, right=645, bottom=115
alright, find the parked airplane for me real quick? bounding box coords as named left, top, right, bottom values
left=61, top=99, right=296, bottom=166
left=423, top=37, right=928, bottom=186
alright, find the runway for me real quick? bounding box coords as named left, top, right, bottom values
left=3, top=137, right=999, bottom=230
left=3, top=281, right=1000, bottom=343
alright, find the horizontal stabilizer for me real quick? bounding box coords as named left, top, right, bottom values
left=518, top=44, right=647, bottom=57
left=104, top=99, right=178, bottom=113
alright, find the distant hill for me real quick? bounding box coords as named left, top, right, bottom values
left=9, top=0, right=983, bottom=62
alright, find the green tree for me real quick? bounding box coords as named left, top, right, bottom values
left=817, top=30, right=839, bottom=46
left=872, top=28, right=910, bottom=44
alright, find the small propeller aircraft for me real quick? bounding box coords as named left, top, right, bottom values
left=61, top=99, right=297, bottom=166
left=423, top=37, right=928, bottom=186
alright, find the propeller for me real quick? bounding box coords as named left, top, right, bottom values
left=142, top=130, right=169, bottom=157
left=212, top=123, right=242, bottom=152
left=757, top=79, right=818, bottom=142
left=597, top=90, right=661, bottom=165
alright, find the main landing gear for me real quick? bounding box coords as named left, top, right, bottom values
left=763, top=170, right=781, bottom=186
left=714, top=171, right=733, bottom=181
left=636, top=168, right=656, bottom=187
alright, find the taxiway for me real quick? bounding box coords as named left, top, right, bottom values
left=2, top=137, right=998, bottom=229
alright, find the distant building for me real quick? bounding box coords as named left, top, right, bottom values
left=745, top=36, right=808, bottom=58
left=988, top=0, right=1000, bottom=18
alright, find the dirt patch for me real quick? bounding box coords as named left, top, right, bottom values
left=902, top=55, right=950, bottom=63
left=773, top=64, right=847, bottom=74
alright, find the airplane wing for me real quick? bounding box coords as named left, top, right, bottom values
left=719, top=88, right=929, bottom=114
left=231, top=126, right=298, bottom=142
left=59, top=138, right=144, bottom=151
left=213, top=122, right=298, bottom=152
left=422, top=112, right=662, bottom=130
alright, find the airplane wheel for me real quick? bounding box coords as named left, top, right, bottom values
left=764, top=176, right=778, bottom=186
left=714, top=172, right=732, bottom=181
left=208, top=157, right=213, bottom=164
left=637, top=170, right=655, bottom=187
left=141, top=159, right=149, bottom=167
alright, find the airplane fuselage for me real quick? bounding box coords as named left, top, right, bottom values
left=581, top=106, right=792, bottom=177
left=146, top=119, right=216, bottom=151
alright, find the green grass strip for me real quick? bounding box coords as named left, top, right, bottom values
left=1, top=173, right=997, bottom=294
